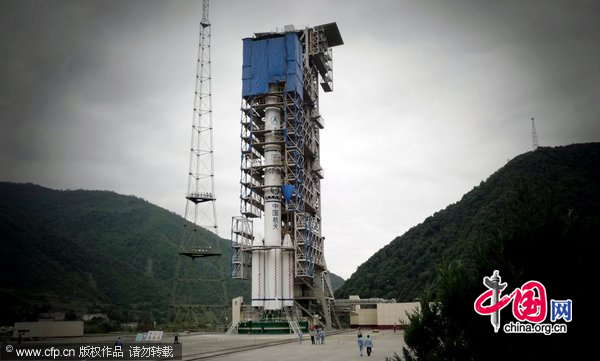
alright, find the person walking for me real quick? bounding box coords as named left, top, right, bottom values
left=357, top=335, right=364, bottom=356
left=298, top=330, right=303, bottom=344
left=365, top=335, right=373, bottom=357
left=320, top=329, right=325, bottom=344
left=310, top=328, right=315, bottom=344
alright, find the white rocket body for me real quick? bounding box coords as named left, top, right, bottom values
left=282, top=233, right=294, bottom=307
left=251, top=88, right=295, bottom=310
left=251, top=237, right=264, bottom=308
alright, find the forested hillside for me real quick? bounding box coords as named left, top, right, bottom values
left=335, top=143, right=600, bottom=301
left=0, top=182, right=346, bottom=327
left=0, top=183, right=248, bottom=325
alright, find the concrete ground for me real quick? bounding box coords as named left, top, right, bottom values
left=178, top=330, right=407, bottom=361
left=31, top=329, right=407, bottom=360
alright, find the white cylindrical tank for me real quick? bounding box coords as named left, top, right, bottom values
left=251, top=236, right=264, bottom=308
left=282, top=233, right=294, bottom=307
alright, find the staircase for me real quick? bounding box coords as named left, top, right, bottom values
left=226, top=322, right=239, bottom=335
left=284, top=307, right=301, bottom=335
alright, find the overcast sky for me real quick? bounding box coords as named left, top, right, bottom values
left=1, top=0, right=599, bottom=279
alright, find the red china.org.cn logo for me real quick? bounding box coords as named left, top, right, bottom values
left=473, top=270, right=571, bottom=335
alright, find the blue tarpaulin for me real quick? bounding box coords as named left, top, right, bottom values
left=282, top=185, right=295, bottom=202
left=242, top=33, right=303, bottom=100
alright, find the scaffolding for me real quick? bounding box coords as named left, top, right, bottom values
left=231, top=216, right=253, bottom=279
left=232, top=23, right=343, bottom=330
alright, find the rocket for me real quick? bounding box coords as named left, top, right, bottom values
left=250, top=84, right=294, bottom=311
left=483, top=270, right=507, bottom=333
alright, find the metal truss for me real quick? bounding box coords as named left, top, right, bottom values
left=233, top=24, right=342, bottom=329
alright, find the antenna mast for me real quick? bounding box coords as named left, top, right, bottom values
left=531, top=117, right=539, bottom=151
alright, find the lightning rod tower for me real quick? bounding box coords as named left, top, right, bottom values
left=168, top=0, right=228, bottom=330
left=531, top=117, right=539, bottom=151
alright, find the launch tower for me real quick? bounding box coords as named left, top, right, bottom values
left=231, top=23, right=343, bottom=331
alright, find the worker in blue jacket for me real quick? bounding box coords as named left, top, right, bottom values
left=357, top=335, right=364, bottom=356
left=364, top=335, right=373, bottom=356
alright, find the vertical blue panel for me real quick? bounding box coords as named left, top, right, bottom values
left=268, top=37, right=286, bottom=83
left=242, top=38, right=253, bottom=97
left=242, top=33, right=304, bottom=100
left=285, top=33, right=304, bottom=97
left=251, top=39, right=269, bottom=96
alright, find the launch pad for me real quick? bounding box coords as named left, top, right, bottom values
left=231, top=23, right=343, bottom=332
left=236, top=320, right=310, bottom=335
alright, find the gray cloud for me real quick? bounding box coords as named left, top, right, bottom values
left=1, top=0, right=599, bottom=278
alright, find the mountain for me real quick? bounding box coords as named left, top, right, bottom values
left=335, top=142, right=600, bottom=301
left=0, top=182, right=242, bottom=325
left=0, top=182, right=346, bottom=326
left=329, top=272, right=345, bottom=291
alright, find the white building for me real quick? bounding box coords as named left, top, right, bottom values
left=13, top=321, right=83, bottom=338
left=346, top=296, right=420, bottom=329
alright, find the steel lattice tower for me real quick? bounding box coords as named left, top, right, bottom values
left=232, top=23, right=343, bottom=332
left=168, top=0, right=228, bottom=330
left=531, top=117, right=539, bottom=151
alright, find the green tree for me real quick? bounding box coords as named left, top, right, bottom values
left=397, top=191, right=596, bottom=360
